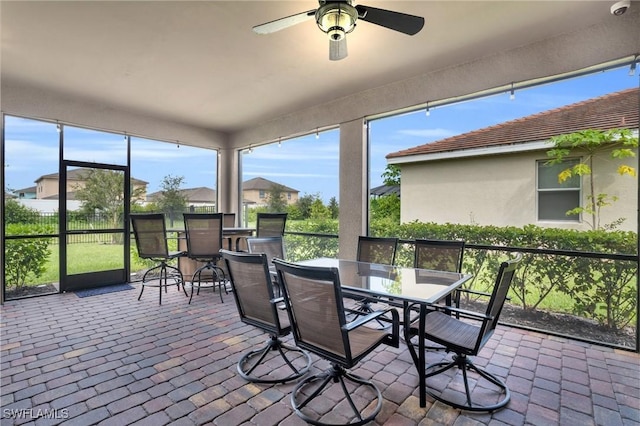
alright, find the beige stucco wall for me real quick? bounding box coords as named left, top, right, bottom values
left=243, top=189, right=298, bottom=207
left=400, top=150, right=637, bottom=232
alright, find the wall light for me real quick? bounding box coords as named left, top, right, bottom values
left=425, top=102, right=430, bottom=117
left=509, top=83, right=515, bottom=101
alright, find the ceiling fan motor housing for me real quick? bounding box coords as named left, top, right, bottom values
left=316, top=1, right=358, bottom=41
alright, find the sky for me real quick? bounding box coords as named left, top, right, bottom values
left=3, top=65, right=638, bottom=203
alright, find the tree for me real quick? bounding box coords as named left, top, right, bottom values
left=266, top=183, right=288, bottom=212
left=74, top=169, right=144, bottom=232
left=382, top=164, right=401, bottom=186
left=155, top=175, right=187, bottom=226
left=546, top=128, right=638, bottom=230
left=328, top=197, right=339, bottom=219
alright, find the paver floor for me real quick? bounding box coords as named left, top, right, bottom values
left=1, top=284, right=639, bottom=425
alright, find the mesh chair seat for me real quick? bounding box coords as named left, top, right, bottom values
left=423, top=311, right=481, bottom=352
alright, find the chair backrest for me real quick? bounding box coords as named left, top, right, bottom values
left=221, top=249, right=287, bottom=335
left=247, top=236, right=285, bottom=265
left=357, top=236, right=398, bottom=265
left=274, top=259, right=354, bottom=365
left=477, top=253, right=523, bottom=348
left=223, top=213, right=236, bottom=228
left=414, top=239, right=465, bottom=272
left=256, top=212, right=288, bottom=237
left=183, top=213, right=223, bottom=259
left=131, top=213, right=169, bottom=258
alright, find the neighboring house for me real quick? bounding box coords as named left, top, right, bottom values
left=242, top=177, right=299, bottom=206
left=34, top=168, right=148, bottom=201
left=146, top=186, right=216, bottom=208
left=386, top=88, right=639, bottom=231
left=14, top=186, right=36, bottom=199
left=370, top=184, right=400, bottom=198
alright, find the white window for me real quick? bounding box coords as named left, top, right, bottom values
left=537, top=159, right=580, bottom=222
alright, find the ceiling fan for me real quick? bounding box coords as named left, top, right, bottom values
left=252, top=0, right=425, bottom=61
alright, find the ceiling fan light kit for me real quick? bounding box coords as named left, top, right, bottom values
left=252, top=0, right=425, bottom=61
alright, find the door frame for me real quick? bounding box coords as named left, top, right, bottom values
left=59, top=160, right=131, bottom=291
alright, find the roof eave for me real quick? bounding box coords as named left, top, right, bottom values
left=387, top=140, right=552, bottom=165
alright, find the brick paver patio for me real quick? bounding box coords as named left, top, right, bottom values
left=1, top=284, right=639, bottom=425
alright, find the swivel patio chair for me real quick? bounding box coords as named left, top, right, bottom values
left=221, top=249, right=312, bottom=384
left=274, top=258, right=400, bottom=426
left=247, top=236, right=286, bottom=294
left=356, top=235, right=398, bottom=265
left=237, top=212, right=287, bottom=251
left=256, top=212, right=288, bottom=237
left=416, top=253, right=522, bottom=412
left=130, top=213, right=186, bottom=305
left=183, top=213, right=228, bottom=303
left=350, top=236, right=399, bottom=322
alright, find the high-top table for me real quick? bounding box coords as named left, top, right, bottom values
left=296, top=257, right=472, bottom=407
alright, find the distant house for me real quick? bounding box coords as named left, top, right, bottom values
left=147, top=186, right=216, bottom=208
left=370, top=184, right=400, bottom=198
left=386, top=88, right=639, bottom=231
left=14, top=186, right=37, bottom=199
left=242, top=177, right=299, bottom=206
left=34, top=168, right=148, bottom=201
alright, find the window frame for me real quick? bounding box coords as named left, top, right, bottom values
left=536, top=157, right=582, bottom=223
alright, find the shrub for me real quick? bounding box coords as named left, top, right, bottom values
left=4, top=224, right=53, bottom=291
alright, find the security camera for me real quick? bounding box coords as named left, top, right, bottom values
left=611, top=0, right=631, bottom=16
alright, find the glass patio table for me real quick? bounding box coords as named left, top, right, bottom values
left=296, top=257, right=472, bottom=407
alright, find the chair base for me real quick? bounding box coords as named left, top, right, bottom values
left=292, top=363, right=383, bottom=426
left=237, top=335, right=312, bottom=384
left=139, top=262, right=186, bottom=305
left=187, top=262, right=228, bottom=304
left=425, top=354, right=510, bottom=412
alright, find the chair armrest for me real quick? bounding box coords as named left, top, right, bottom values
left=405, top=303, right=492, bottom=325
left=344, top=307, right=399, bottom=331
left=457, top=288, right=510, bottom=301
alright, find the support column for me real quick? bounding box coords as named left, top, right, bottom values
left=338, top=118, right=367, bottom=260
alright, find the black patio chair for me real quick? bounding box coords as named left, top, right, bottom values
left=414, top=253, right=522, bottom=412
left=222, top=213, right=236, bottom=249
left=349, top=236, right=399, bottom=323
left=256, top=212, right=288, bottom=236
left=221, top=249, right=312, bottom=384
left=247, top=236, right=286, bottom=294
left=183, top=213, right=227, bottom=303
left=130, top=213, right=186, bottom=305
left=274, top=258, right=400, bottom=426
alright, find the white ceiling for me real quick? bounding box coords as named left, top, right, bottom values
left=1, top=1, right=637, bottom=135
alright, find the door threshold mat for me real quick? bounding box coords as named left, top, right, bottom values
left=74, top=284, right=135, bottom=298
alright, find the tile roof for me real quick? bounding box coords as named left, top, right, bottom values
left=387, top=87, right=639, bottom=160
left=36, top=167, right=148, bottom=185
left=243, top=177, right=298, bottom=192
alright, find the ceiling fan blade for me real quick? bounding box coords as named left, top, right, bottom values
left=355, top=5, right=424, bottom=35
left=329, top=37, right=348, bottom=61
left=252, top=9, right=316, bottom=34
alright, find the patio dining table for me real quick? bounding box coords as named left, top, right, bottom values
left=296, top=257, right=472, bottom=407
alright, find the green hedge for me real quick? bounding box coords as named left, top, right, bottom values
left=376, top=221, right=637, bottom=330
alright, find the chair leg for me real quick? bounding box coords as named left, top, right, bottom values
left=189, top=263, right=224, bottom=304
left=424, top=354, right=511, bottom=412
left=138, top=262, right=183, bottom=305
left=291, top=363, right=382, bottom=426
left=237, top=335, right=312, bottom=384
